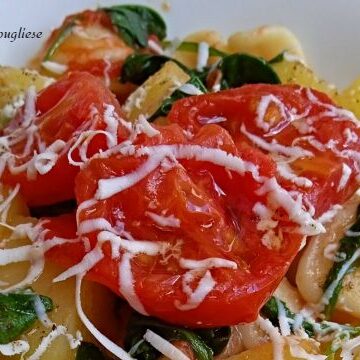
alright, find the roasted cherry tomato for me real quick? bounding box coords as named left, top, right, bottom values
left=0, top=71, right=128, bottom=206
left=33, top=10, right=132, bottom=80
left=47, top=121, right=305, bottom=327
left=45, top=85, right=360, bottom=327
left=169, top=84, right=360, bottom=216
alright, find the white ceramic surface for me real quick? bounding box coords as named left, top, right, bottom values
left=0, top=0, right=359, bottom=88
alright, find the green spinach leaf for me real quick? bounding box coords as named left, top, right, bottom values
left=323, top=208, right=360, bottom=319
left=150, top=73, right=207, bottom=120
left=76, top=342, right=107, bottom=360
left=219, top=53, right=281, bottom=89
left=262, top=296, right=315, bottom=337
left=262, top=295, right=360, bottom=353
left=268, top=52, right=285, bottom=64
left=103, top=5, right=166, bottom=48
left=121, top=54, right=171, bottom=85
left=124, top=313, right=230, bottom=360
left=0, top=291, right=53, bottom=344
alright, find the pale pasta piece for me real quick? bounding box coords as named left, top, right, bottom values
left=0, top=187, right=120, bottom=360
left=123, top=61, right=190, bottom=122
left=274, top=278, right=304, bottom=313
left=0, top=66, right=53, bottom=127
left=229, top=279, right=302, bottom=353
left=225, top=338, right=321, bottom=360
left=173, top=30, right=226, bottom=68
left=337, top=77, right=360, bottom=118
left=227, top=25, right=305, bottom=62
left=296, top=192, right=360, bottom=305
left=272, top=60, right=337, bottom=100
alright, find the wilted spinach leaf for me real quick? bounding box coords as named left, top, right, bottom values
left=76, top=342, right=107, bottom=360
left=323, top=207, right=360, bottom=319
left=104, top=5, right=166, bottom=48
left=124, top=313, right=230, bottom=360
left=0, top=291, right=53, bottom=344
left=219, top=53, right=280, bottom=89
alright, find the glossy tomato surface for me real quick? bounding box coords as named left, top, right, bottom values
left=169, top=84, right=360, bottom=216
left=46, top=84, right=360, bottom=327
left=1, top=71, right=128, bottom=206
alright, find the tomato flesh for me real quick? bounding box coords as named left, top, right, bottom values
left=1, top=71, right=128, bottom=206
left=45, top=85, right=360, bottom=327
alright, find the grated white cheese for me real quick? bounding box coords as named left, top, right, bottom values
left=175, top=270, right=216, bottom=311
left=179, top=257, right=237, bottom=270
left=321, top=248, right=360, bottom=306
left=53, top=246, right=104, bottom=283
left=41, top=61, right=68, bottom=75
left=119, top=252, right=148, bottom=315
left=276, top=298, right=291, bottom=336
left=241, top=124, right=314, bottom=160
left=96, top=144, right=262, bottom=200
left=344, top=128, right=359, bottom=146
left=67, top=129, right=116, bottom=167
left=1, top=93, right=25, bottom=119
left=196, top=42, right=210, bottom=72
left=103, top=104, right=120, bottom=147
left=33, top=295, right=53, bottom=328
left=198, top=116, right=227, bottom=125
left=338, top=164, right=352, bottom=192
left=0, top=184, right=20, bottom=223
left=135, top=114, right=160, bottom=137
left=277, top=162, right=313, bottom=188
left=76, top=198, right=98, bottom=226
left=340, top=335, right=360, bottom=360
left=27, top=325, right=81, bottom=360
left=144, top=329, right=191, bottom=360
left=255, top=94, right=310, bottom=133
left=77, top=218, right=114, bottom=235
left=346, top=230, right=360, bottom=237
left=287, top=338, right=326, bottom=360
left=256, top=316, right=284, bottom=360
left=317, top=204, right=343, bottom=225
left=306, top=89, right=359, bottom=127
left=256, top=177, right=325, bottom=236
left=0, top=340, right=30, bottom=356
left=22, top=85, right=37, bottom=127
left=75, top=274, right=134, bottom=360
left=148, top=39, right=164, bottom=55
left=178, top=83, right=204, bottom=96
left=323, top=243, right=346, bottom=262
left=146, top=211, right=180, bottom=228
left=253, top=202, right=278, bottom=232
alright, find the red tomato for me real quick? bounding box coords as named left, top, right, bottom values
left=169, top=84, right=360, bottom=216
left=46, top=122, right=304, bottom=327
left=34, top=10, right=133, bottom=84
left=45, top=85, right=360, bottom=327
left=0, top=71, right=128, bottom=207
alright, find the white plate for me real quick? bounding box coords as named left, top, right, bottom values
left=0, top=0, right=359, bottom=88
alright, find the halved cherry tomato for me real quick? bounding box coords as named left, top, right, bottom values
left=0, top=71, right=128, bottom=206
left=46, top=122, right=305, bottom=327
left=45, top=85, right=360, bottom=327
left=169, top=84, right=360, bottom=216
left=33, top=10, right=133, bottom=83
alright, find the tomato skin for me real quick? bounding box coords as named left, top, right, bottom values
left=1, top=72, right=127, bottom=207
left=45, top=123, right=302, bottom=328
left=169, top=84, right=360, bottom=216
left=34, top=10, right=133, bottom=80
left=45, top=85, right=360, bottom=327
